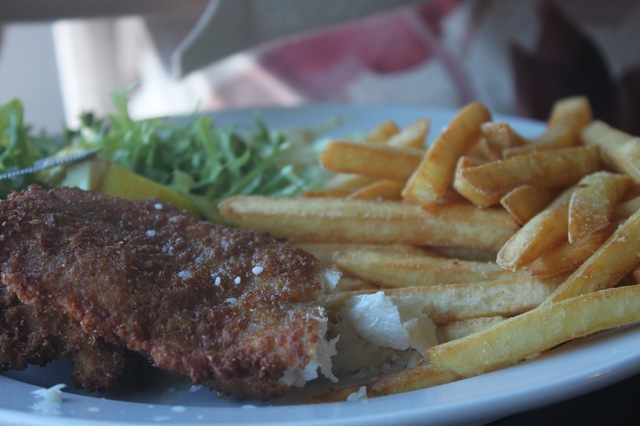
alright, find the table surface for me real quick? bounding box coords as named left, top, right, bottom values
left=488, top=370, right=640, bottom=425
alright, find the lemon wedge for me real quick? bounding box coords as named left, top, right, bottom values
left=62, top=156, right=200, bottom=217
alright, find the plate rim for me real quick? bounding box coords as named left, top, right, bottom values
left=1, top=102, right=638, bottom=426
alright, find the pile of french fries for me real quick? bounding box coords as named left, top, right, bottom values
left=218, top=96, right=640, bottom=402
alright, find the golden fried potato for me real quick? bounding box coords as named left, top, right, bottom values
left=454, top=146, right=599, bottom=207
left=320, top=140, right=424, bottom=181
left=219, top=195, right=518, bottom=251
left=428, top=285, right=640, bottom=378
left=568, top=171, right=631, bottom=243
left=403, top=103, right=491, bottom=204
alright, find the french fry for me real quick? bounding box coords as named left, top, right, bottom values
left=582, top=120, right=640, bottom=183
left=465, top=138, right=495, bottom=162
left=307, top=385, right=368, bottom=404
left=436, top=316, right=505, bottom=343
left=384, top=277, right=562, bottom=324
left=497, top=187, right=573, bottom=271
left=348, top=179, right=405, bottom=201
left=568, top=171, right=632, bottom=243
left=526, top=224, right=615, bottom=277
left=451, top=156, right=483, bottom=204
left=324, top=174, right=378, bottom=191
left=303, top=174, right=378, bottom=198
left=544, top=207, right=640, bottom=303
left=333, top=248, right=531, bottom=288
left=365, top=120, right=400, bottom=143
left=522, top=196, right=636, bottom=277
left=621, top=183, right=640, bottom=201
left=228, top=105, right=640, bottom=401
left=452, top=155, right=485, bottom=201
left=302, top=188, right=354, bottom=198
left=502, top=125, right=573, bottom=159
left=428, top=285, right=640, bottom=378
left=453, top=155, right=480, bottom=175
left=500, top=185, right=557, bottom=225
left=335, top=277, right=381, bottom=292
left=219, top=196, right=519, bottom=251
left=467, top=122, right=529, bottom=162
left=326, top=276, right=562, bottom=325
left=402, top=103, right=491, bottom=204
left=366, top=364, right=459, bottom=397
left=612, top=195, right=640, bottom=221
left=547, top=96, right=593, bottom=129
left=307, top=364, right=459, bottom=403
left=289, top=241, right=355, bottom=264
left=630, top=264, right=640, bottom=284
left=431, top=246, right=497, bottom=262
left=454, top=146, right=599, bottom=207
left=481, top=122, right=527, bottom=156
left=502, top=96, right=592, bottom=158
left=423, top=188, right=469, bottom=205
left=288, top=241, right=431, bottom=263
left=386, top=118, right=430, bottom=149
left=320, top=140, right=424, bottom=181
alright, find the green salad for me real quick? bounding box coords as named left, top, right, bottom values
left=0, top=99, right=61, bottom=197
left=0, top=89, right=331, bottom=223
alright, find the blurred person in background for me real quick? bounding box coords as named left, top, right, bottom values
left=43, top=0, right=640, bottom=134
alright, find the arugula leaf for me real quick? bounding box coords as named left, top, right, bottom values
left=0, top=89, right=331, bottom=222
left=0, top=99, right=59, bottom=197
left=61, top=88, right=328, bottom=222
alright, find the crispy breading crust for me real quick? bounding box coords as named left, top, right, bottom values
left=0, top=286, right=66, bottom=370
left=0, top=286, right=138, bottom=392
left=0, top=186, right=327, bottom=399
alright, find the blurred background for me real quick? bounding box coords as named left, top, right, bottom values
left=1, top=0, right=638, bottom=133
left=0, top=21, right=64, bottom=132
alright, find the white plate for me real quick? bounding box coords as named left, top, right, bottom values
left=2, top=104, right=640, bottom=426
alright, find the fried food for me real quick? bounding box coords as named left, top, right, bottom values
left=428, top=285, right=640, bottom=378
left=0, top=286, right=137, bottom=392
left=402, top=102, right=491, bottom=204
left=219, top=195, right=518, bottom=251
left=454, top=146, right=600, bottom=207
left=0, top=286, right=65, bottom=372
left=0, top=186, right=331, bottom=400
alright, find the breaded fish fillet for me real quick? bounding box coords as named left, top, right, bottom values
left=0, top=285, right=138, bottom=392
left=0, top=286, right=66, bottom=370
left=0, top=185, right=330, bottom=399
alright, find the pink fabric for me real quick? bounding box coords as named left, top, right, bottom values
left=199, top=0, right=640, bottom=133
